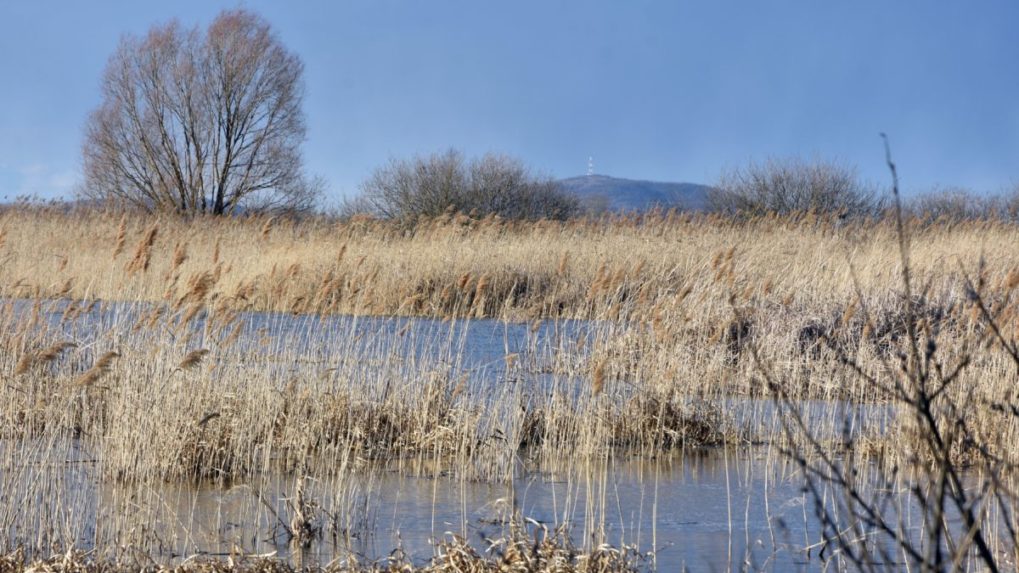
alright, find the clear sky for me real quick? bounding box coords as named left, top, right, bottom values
left=1, top=1, right=1017, bottom=204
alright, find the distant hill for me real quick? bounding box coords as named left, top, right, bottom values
left=557, top=175, right=711, bottom=213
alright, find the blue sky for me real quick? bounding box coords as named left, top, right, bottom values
left=1, top=1, right=1017, bottom=204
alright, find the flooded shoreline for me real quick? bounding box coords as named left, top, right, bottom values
left=6, top=442, right=832, bottom=571
left=2, top=296, right=1016, bottom=570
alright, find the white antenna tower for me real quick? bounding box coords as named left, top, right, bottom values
left=587, top=156, right=594, bottom=176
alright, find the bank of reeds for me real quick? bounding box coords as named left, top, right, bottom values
left=4, top=205, right=1019, bottom=567
left=3, top=207, right=1019, bottom=472
left=4, top=206, right=1019, bottom=323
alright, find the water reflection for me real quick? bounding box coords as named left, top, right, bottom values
left=27, top=448, right=824, bottom=571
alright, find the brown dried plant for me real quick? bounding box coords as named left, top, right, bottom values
left=74, top=350, right=120, bottom=387
left=125, top=224, right=158, bottom=274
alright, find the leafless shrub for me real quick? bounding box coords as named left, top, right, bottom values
left=709, top=157, right=879, bottom=217
left=347, top=149, right=580, bottom=222
left=79, top=9, right=319, bottom=216
left=908, top=186, right=995, bottom=222
left=1000, top=183, right=1019, bottom=221
left=904, top=183, right=1019, bottom=224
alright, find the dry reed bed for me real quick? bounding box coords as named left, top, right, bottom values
left=2, top=207, right=1018, bottom=467
left=0, top=297, right=733, bottom=487
left=3, top=207, right=1019, bottom=322
left=3, top=207, right=1019, bottom=563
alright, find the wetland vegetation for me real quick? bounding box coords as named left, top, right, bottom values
left=2, top=204, right=1019, bottom=570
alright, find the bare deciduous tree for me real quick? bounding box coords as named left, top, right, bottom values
left=347, top=149, right=580, bottom=222
left=708, top=157, right=878, bottom=217
left=80, top=9, right=319, bottom=215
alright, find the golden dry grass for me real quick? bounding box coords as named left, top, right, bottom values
left=3, top=206, right=1018, bottom=322
left=2, top=207, right=1018, bottom=460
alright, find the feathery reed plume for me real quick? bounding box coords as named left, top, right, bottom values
left=314, top=271, right=339, bottom=309
left=14, top=342, right=77, bottom=375
left=111, top=215, right=127, bottom=258
left=178, top=348, right=210, bottom=370
left=472, top=274, right=490, bottom=318
left=125, top=224, right=158, bottom=274
left=841, top=296, right=859, bottom=326
left=0, top=227, right=7, bottom=250
left=592, top=358, right=607, bottom=395
left=610, top=267, right=626, bottom=290
left=144, top=306, right=166, bottom=330
left=60, top=300, right=78, bottom=323
left=212, top=238, right=221, bottom=265
left=170, top=241, right=188, bottom=274
left=37, top=341, right=77, bottom=363
left=1006, top=268, right=1019, bottom=291
left=474, top=274, right=489, bottom=298
left=222, top=320, right=245, bottom=348
left=55, top=278, right=72, bottom=297
left=74, top=351, right=119, bottom=387
left=177, top=303, right=204, bottom=331
left=178, top=270, right=218, bottom=306
left=261, top=217, right=276, bottom=239
left=13, top=354, right=33, bottom=376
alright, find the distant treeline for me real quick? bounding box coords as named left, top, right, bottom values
left=705, top=157, right=1019, bottom=222
left=332, top=152, right=1019, bottom=224
left=16, top=150, right=1018, bottom=224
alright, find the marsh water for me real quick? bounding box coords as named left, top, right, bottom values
left=10, top=437, right=833, bottom=570
left=94, top=449, right=827, bottom=571
left=4, top=299, right=914, bottom=570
